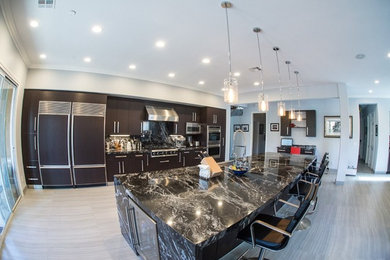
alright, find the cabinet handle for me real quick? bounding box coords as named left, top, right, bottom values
left=118, top=161, right=121, bottom=173
left=306, top=127, right=309, bottom=136
left=183, top=151, right=190, bottom=154
left=140, top=122, right=143, bottom=133
left=195, top=113, right=197, bottom=122
left=222, top=137, right=225, bottom=146
left=34, top=116, right=37, bottom=132
left=160, top=160, right=170, bottom=163
left=34, top=136, right=37, bottom=151
left=141, top=160, right=144, bottom=171
left=146, top=154, right=149, bottom=166
left=135, top=154, right=143, bottom=157
left=122, top=161, right=125, bottom=173
left=28, top=178, right=39, bottom=181
left=215, top=114, right=218, bottom=124
left=26, top=166, right=37, bottom=169
left=287, top=127, right=289, bottom=135
left=175, top=124, right=178, bottom=134
left=117, top=121, right=120, bottom=133
left=113, top=121, right=116, bottom=133
left=115, top=155, right=127, bottom=158
left=183, top=157, right=186, bottom=167
left=179, top=152, right=181, bottom=163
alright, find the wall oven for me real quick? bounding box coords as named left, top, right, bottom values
left=186, top=122, right=201, bottom=135
left=207, top=126, right=221, bottom=158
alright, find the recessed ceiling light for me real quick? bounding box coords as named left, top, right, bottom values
left=168, top=73, right=175, bottom=78
left=83, top=57, right=91, bottom=63
left=39, top=54, right=47, bottom=59
left=198, top=81, right=205, bottom=85
left=234, top=72, right=240, bottom=77
left=129, top=64, right=136, bottom=70
left=30, top=20, right=39, bottom=28
left=155, top=40, right=166, bottom=48
left=253, top=81, right=260, bottom=86
left=374, top=80, right=380, bottom=84
left=202, top=58, right=210, bottom=64
left=368, top=89, right=373, bottom=94
left=91, top=25, right=102, bottom=34
left=387, top=52, right=390, bottom=58
left=355, top=53, right=365, bottom=59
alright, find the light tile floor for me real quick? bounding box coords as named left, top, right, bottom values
left=1, top=171, right=390, bottom=260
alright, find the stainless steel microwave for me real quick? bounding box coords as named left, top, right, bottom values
left=186, top=122, right=201, bottom=135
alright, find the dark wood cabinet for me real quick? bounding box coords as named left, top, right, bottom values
left=201, top=107, right=224, bottom=125
left=128, top=100, right=145, bottom=135
left=106, top=153, right=147, bottom=181
left=148, top=156, right=180, bottom=171
left=24, top=161, right=41, bottom=185
left=106, top=97, right=130, bottom=135
left=181, top=148, right=205, bottom=167
left=305, top=110, right=316, bottom=137
left=128, top=153, right=146, bottom=173
left=22, top=133, right=38, bottom=163
left=280, top=110, right=316, bottom=137
left=280, top=112, right=291, bottom=136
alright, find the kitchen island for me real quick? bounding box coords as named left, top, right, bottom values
left=114, top=152, right=315, bottom=260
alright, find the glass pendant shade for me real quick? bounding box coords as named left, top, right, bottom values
left=296, top=111, right=303, bottom=121
left=289, top=109, right=296, bottom=120
left=223, top=77, right=238, bottom=104
left=277, top=101, right=286, bottom=116
left=258, top=93, right=269, bottom=112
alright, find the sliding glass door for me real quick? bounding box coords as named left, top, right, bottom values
left=0, top=74, right=20, bottom=234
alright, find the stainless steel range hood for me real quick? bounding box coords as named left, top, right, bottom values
left=145, top=105, right=179, bottom=122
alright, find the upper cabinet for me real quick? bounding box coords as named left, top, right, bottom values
left=106, top=97, right=130, bottom=135
left=128, top=99, right=146, bottom=135
left=280, top=110, right=316, bottom=137
left=201, top=107, right=225, bottom=125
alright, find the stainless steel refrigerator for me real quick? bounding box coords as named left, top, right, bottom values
left=37, top=101, right=106, bottom=187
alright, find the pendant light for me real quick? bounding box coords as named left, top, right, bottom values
left=253, top=27, right=269, bottom=112
left=221, top=2, right=238, bottom=104
left=285, top=61, right=295, bottom=120
left=295, top=71, right=302, bottom=121
left=273, top=47, right=285, bottom=116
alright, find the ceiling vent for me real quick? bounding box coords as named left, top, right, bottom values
left=38, top=0, right=56, bottom=8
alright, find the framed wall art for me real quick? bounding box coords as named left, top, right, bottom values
left=241, top=124, right=249, bottom=132
left=270, top=123, right=279, bottom=132
left=233, top=124, right=241, bottom=132
left=324, top=116, right=341, bottom=138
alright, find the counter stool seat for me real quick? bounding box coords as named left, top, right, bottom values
left=238, top=214, right=292, bottom=251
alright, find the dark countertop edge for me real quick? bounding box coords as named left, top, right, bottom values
left=106, top=146, right=207, bottom=155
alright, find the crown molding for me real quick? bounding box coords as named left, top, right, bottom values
left=1, top=0, right=31, bottom=67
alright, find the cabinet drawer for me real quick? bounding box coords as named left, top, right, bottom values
left=24, top=162, right=41, bottom=185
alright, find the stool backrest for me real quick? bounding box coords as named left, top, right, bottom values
left=286, top=183, right=319, bottom=233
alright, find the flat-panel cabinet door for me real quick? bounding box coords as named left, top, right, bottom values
left=280, top=112, right=291, bottom=136
left=41, top=168, right=72, bottom=186
left=106, top=155, right=122, bottom=182
left=129, top=153, right=145, bottom=173
left=38, top=114, right=70, bottom=166
left=22, top=133, right=38, bottom=163
left=106, top=98, right=117, bottom=135
left=72, top=116, right=105, bottom=165
left=305, top=110, right=316, bottom=137
left=128, top=100, right=145, bottom=135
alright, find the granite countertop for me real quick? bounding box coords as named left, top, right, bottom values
left=115, top=152, right=315, bottom=247
left=106, top=146, right=207, bottom=155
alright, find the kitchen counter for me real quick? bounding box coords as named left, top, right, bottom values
left=114, top=152, right=315, bottom=259
left=106, top=146, right=207, bottom=155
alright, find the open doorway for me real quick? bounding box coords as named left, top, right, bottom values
left=252, top=113, right=266, bottom=155
left=358, top=104, right=378, bottom=174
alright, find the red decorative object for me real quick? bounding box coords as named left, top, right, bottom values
left=289, top=123, right=296, bottom=128
left=290, top=146, right=301, bottom=154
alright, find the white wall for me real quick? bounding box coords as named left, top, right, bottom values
left=231, top=99, right=341, bottom=169
left=348, top=98, right=390, bottom=173
left=26, top=69, right=226, bottom=109
left=0, top=9, right=28, bottom=191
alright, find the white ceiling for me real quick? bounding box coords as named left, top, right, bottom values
left=3, top=0, right=390, bottom=99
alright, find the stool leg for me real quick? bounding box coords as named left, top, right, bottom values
left=258, top=248, right=265, bottom=260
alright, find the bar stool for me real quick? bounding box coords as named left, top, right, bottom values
left=237, top=183, right=318, bottom=260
